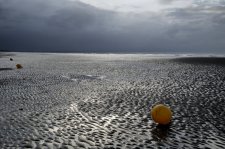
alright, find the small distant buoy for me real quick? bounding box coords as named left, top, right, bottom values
left=151, top=104, right=172, bottom=125
left=16, top=64, right=23, bottom=69
left=10, top=58, right=13, bottom=61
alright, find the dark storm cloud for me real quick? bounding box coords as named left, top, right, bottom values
left=164, top=5, right=225, bottom=52
left=0, top=0, right=119, bottom=52
left=46, top=2, right=117, bottom=31
left=0, top=0, right=225, bottom=53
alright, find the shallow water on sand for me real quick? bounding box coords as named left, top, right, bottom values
left=0, top=53, right=225, bottom=148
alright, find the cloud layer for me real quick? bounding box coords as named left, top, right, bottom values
left=0, top=0, right=225, bottom=53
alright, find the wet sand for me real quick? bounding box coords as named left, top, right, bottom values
left=0, top=52, right=14, bottom=58
left=172, top=57, right=225, bottom=66
left=0, top=53, right=225, bottom=148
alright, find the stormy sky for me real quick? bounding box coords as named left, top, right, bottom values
left=0, top=0, right=225, bottom=53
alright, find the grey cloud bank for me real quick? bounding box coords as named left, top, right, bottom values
left=0, top=0, right=225, bottom=53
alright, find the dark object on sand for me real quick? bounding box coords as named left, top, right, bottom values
left=0, top=68, right=13, bottom=71
left=10, top=58, right=13, bottom=61
left=16, top=64, right=23, bottom=69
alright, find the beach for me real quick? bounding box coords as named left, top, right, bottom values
left=0, top=52, right=225, bottom=148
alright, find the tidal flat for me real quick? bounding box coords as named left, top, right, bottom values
left=0, top=52, right=225, bottom=148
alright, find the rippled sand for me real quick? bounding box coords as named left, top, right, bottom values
left=0, top=52, right=225, bottom=148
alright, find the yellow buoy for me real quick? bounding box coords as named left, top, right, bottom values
left=16, top=64, right=23, bottom=69
left=151, top=104, right=172, bottom=125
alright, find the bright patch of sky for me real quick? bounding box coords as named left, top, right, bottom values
left=193, top=0, right=225, bottom=6
left=71, top=0, right=225, bottom=12
left=73, top=0, right=191, bottom=12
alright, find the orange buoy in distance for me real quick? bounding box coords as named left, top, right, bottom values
left=151, top=104, right=172, bottom=125
left=16, top=64, right=23, bottom=69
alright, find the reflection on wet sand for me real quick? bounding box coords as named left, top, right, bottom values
left=151, top=124, right=170, bottom=141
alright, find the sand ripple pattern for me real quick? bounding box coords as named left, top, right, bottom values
left=0, top=53, right=225, bottom=148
